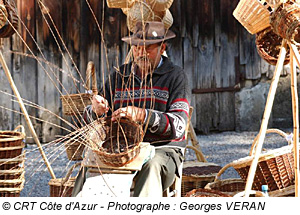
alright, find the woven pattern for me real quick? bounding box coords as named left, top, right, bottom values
left=205, top=179, right=247, bottom=196
left=255, top=27, right=290, bottom=65
left=106, top=0, right=134, bottom=8
left=91, top=118, right=143, bottom=167
left=147, top=0, right=174, bottom=12
left=184, top=188, right=231, bottom=197
left=0, top=0, right=18, bottom=38
left=270, top=1, right=300, bottom=45
left=64, top=139, right=85, bottom=161
left=233, top=0, right=272, bottom=34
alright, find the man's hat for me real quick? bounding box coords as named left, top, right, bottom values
left=122, top=21, right=176, bottom=46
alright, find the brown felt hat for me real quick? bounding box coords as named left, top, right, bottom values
left=122, top=21, right=176, bottom=45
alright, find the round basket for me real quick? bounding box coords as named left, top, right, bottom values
left=106, top=0, right=134, bottom=8
left=270, top=1, right=300, bottom=45
left=227, top=129, right=296, bottom=191
left=91, top=117, right=143, bottom=167
left=255, top=27, right=290, bottom=65
left=205, top=178, right=247, bottom=196
left=61, top=61, right=97, bottom=115
left=0, top=0, right=18, bottom=38
left=233, top=0, right=274, bottom=34
left=147, top=0, right=174, bottom=12
left=184, top=188, right=231, bottom=197
left=127, top=1, right=155, bottom=32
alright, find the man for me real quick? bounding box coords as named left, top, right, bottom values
left=75, top=21, right=191, bottom=197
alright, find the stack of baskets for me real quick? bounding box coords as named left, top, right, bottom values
left=48, top=162, right=81, bottom=197
left=0, top=125, right=26, bottom=197
left=61, top=61, right=97, bottom=161
left=107, top=0, right=174, bottom=32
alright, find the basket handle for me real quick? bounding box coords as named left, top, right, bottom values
left=214, top=162, right=234, bottom=182
left=85, top=61, right=98, bottom=95
left=249, top=128, right=290, bottom=156
left=61, top=162, right=82, bottom=186
left=13, top=125, right=25, bottom=135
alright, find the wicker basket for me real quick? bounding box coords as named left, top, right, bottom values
left=205, top=178, right=247, bottom=196
left=147, top=0, right=174, bottom=12
left=0, top=153, right=25, bottom=170
left=256, top=27, right=290, bottom=65
left=0, top=0, right=8, bottom=29
left=0, top=0, right=18, bottom=38
left=184, top=188, right=231, bottom=197
left=106, top=0, right=134, bottom=8
left=233, top=0, right=274, bottom=34
left=64, top=134, right=86, bottom=161
left=181, top=161, right=222, bottom=196
left=61, top=61, right=97, bottom=115
left=91, top=117, right=143, bottom=167
left=0, top=179, right=24, bottom=197
left=127, top=1, right=154, bottom=32
left=270, top=0, right=300, bottom=45
left=228, top=129, right=296, bottom=191
left=48, top=162, right=81, bottom=197
left=162, top=9, right=173, bottom=29
left=0, top=125, right=25, bottom=159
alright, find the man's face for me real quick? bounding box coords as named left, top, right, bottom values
left=132, top=43, right=166, bottom=72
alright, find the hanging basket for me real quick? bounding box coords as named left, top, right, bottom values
left=49, top=162, right=81, bottom=197
left=255, top=27, right=290, bottom=65
left=91, top=117, right=143, bottom=167
left=127, top=1, right=154, bottom=32
left=228, top=129, right=296, bottom=192
left=0, top=0, right=18, bottom=38
left=106, top=0, right=134, bottom=8
left=270, top=0, right=300, bottom=45
left=147, top=0, right=174, bottom=12
left=184, top=188, right=231, bottom=197
left=61, top=61, right=97, bottom=115
left=233, top=0, right=274, bottom=34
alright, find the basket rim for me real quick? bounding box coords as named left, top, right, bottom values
left=0, top=131, right=25, bottom=142
left=0, top=142, right=25, bottom=151
left=92, top=141, right=141, bottom=157
left=0, top=153, right=25, bottom=163
left=231, top=144, right=293, bottom=168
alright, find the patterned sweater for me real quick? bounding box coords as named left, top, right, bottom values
left=86, top=56, right=191, bottom=148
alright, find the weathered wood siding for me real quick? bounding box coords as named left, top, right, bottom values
left=0, top=0, right=277, bottom=141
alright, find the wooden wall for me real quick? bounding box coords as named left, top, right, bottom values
left=0, top=0, right=279, bottom=141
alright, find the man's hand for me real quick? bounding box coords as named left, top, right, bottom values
left=112, top=106, right=146, bottom=123
left=91, top=95, right=109, bottom=116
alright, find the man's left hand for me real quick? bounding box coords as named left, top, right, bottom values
left=112, top=106, right=146, bottom=123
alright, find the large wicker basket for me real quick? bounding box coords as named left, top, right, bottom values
left=226, top=129, right=296, bottom=192
left=48, top=162, right=81, bottom=197
left=270, top=1, right=300, bottom=45
left=61, top=61, right=97, bottom=115
left=233, top=0, right=274, bottom=34
left=255, top=27, right=290, bottom=65
left=91, top=117, right=143, bottom=167
left=0, top=125, right=25, bottom=159
left=184, top=188, right=231, bottom=197
left=181, top=161, right=222, bottom=196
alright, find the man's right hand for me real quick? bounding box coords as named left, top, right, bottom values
left=91, top=95, right=109, bottom=116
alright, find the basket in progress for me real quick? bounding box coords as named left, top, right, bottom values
left=48, top=162, right=81, bottom=197
left=91, top=117, right=143, bottom=167
left=233, top=0, right=274, bottom=34
left=270, top=0, right=300, bottom=45
left=181, top=161, right=222, bottom=196
left=61, top=61, right=97, bottom=115
left=229, top=129, right=296, bottom=191
left=255, top=27, right=290, bottom=65
left=184, top=188, right=231, bottom=197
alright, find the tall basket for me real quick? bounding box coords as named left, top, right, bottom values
left=61, top=61, right=98, bottom=115
left=233, top=0, right=275, bottom=34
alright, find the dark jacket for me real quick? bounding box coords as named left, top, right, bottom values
left=86, top=56, right=191, bottom=148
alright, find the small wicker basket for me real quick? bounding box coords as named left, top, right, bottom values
left=184, top=188, right=231, bottom=197
left=255, top=27, right=290, bottom=65
left=61, top=61, right=97, bottom=115
left=48, top=162, right=81, bottom=197
left=91, top=117, right=143, bottom=167
left=106, top=0, right=134, bottom=8
left=226, top=129, right=296, bottom=192
left=270, top=0, right=300, bottom=45
left=233, top=0, right=274, bottom=34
